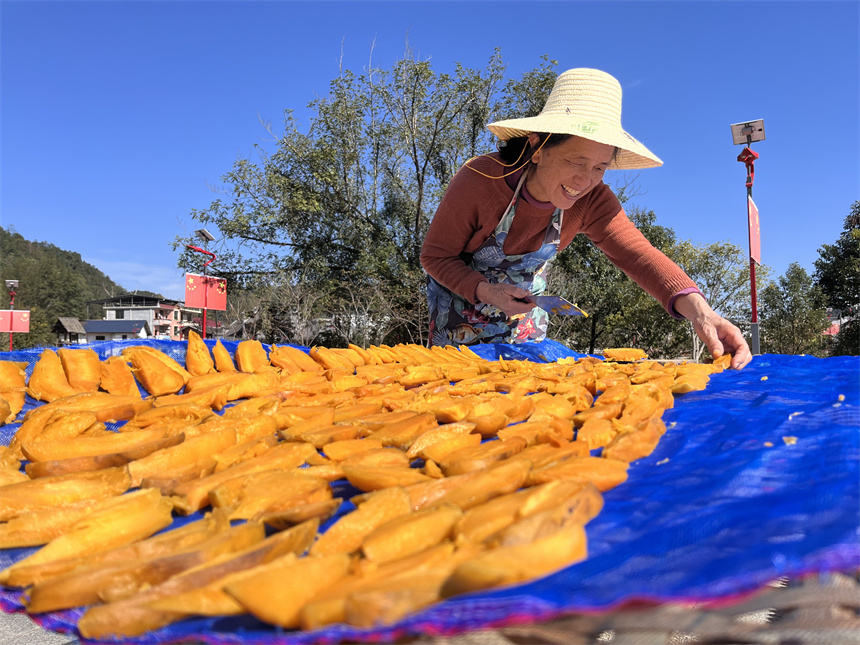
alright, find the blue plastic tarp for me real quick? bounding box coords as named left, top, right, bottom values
left=0, top=341, right=857, bottom=644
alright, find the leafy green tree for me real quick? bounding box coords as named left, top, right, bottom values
left=760, top=263, right=830, bottom=356
left=176, top=49, right=508, bottom=347
left=496, top=55, right=558, bottom=120
left=672, top=240, right=769, bottom=361
left=814, top=201, right=860, bottom=311
left=813, top=201, right=859, bottom=355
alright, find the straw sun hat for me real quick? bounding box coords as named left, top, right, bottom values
left=487, top=68, right=662, bottom=170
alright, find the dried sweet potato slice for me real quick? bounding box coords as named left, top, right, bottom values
left=528, top=455, right=629, bottom=491
left=361, top=503, right=462, bottom=564
left=24, top=518, right=264, bottom=613
left=442, top=524, right=587, bottom=597
left=25, top=432, right=185, bottom=479
left=223, top=552, right=351, bottom=629
left=301, top=542, right=458, bottom=630
left=310, top=486, right=411, bottom=556
left=212, top=339, right=237, bottom=372
left=341, top=464, right=432, bottom=492
left=0, top=465, right=132, bottom=522
left=602, top=348, right=648, bottom=362
left=323, top=438, right=385, bottom=462
left=170, top=441, right=317, bottom=514
left=1, top=488, right=173, bottom=587
left=234, top=340, right=271, bottom=373
left=127, top=426, right=237, bottom=487
left=76, top=520, right=312, bottom=638
left=58, top=347, right=101, bottom=392
left=123, top=347, right=189, bottom=397
left=185, top=329, right=215, bottom=376
left=438, top=437, right=527, bottom=477
left=26, top=349, right=77, bottom=402
left=99, top=356, right=141, bottom=398
left=209, top=471, right=331, bottom=521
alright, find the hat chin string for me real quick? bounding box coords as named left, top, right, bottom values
left=464, top=133, right=553, bottom=180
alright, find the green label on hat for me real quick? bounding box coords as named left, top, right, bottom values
left=573, top=121, right=600, bottom=134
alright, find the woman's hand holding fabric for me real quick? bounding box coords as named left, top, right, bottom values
left=474, top=281, right=536, bottom=318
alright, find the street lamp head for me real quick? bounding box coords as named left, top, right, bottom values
left=195, top=228, right=216, bottom=243
left=731, top=120, right=766, bottom=146
left=5, top=280, right=18, bottom=290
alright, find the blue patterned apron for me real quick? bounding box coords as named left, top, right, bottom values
left=427, top=171, right=563, bottom=347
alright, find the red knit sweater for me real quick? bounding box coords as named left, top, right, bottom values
left=420, top=153, right=698, bottom=316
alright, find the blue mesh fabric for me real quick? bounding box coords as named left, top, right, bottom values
left=0, top=341, right=857, bottom=645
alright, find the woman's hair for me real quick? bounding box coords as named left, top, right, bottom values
left=497, top=133, right=571, bottom=165
left=497, top=133, right=620, bottom=166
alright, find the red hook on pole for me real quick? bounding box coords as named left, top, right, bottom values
left=737, top=146, right=759, bottom=188
left=185, top=245, right=216, bottom=268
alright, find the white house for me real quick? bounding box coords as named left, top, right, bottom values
left=83, top=319, right=151, bottom=343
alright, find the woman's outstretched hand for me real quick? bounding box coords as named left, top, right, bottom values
left=674, top=292, right=752, bottom=369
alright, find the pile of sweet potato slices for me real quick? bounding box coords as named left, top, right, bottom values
left=0, top=335, right=729, bottom=638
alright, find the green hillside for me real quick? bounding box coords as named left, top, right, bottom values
left=0, top=226, right=132, bottom=349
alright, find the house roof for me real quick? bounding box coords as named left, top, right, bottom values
left=87, top=294, right=181, bottom=307
left=84, top=320, right=151, bottom=335
left=55, top=317, right=87, bottom=334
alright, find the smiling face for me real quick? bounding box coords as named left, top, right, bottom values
left=525, top=134, right=615, bottom=209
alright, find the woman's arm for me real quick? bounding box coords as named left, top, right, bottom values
left=581, top=207, right=698, bottom=313
left=580, top=203, right=751, bottom=368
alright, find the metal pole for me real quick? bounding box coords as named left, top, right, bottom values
left=202, top=259, right=210, bottom=341
left=744, top=140, right=761, bottom=355
left=8, top=289, right=14, bottom=352
left=202, top=284, right=208, bottom=340
left=731, top=121, right=765, bottom=355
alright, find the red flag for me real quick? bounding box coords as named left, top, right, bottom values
left=204, top=277, right=227, bottom=311
left=11, top=311, right=30, bottom=333
left=185, top=273, right=207, bottom=308
left=747, top=196, right=761, bottom=265
left=0, top=310, right=30, bottom=333
left=185, top=274, right=227, bottom=311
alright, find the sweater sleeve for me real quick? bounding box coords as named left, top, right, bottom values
left=578, top=202, right=700, bottom=316
left=420, top=159, right=511, bottom=303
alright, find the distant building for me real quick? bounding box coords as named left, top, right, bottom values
left=53, top=317, right=87, bottom=345
left=84, top=319, right=151, bottom=343
left=86, top=295, right=201, bottom=341
left=824, top=308, right=843, bottom=337
left=52, top=294, right=223, bottom=346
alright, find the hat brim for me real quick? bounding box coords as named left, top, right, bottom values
left=487, top=115, right=662, bottom=170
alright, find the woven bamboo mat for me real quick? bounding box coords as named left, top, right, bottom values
left=409, top=573, right=860, bottom=645
left=1, top=573, right=857, bottom=645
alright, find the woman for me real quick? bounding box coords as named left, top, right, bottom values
left=421, top=68, right=751, bottom=369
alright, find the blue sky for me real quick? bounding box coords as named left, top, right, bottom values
left=2, top=0, right=858, bottom=303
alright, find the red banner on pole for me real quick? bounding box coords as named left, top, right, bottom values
left=204, top=276, right=227, bottom=311
left=0, top=311, right=30, bottom=333
left=747, top=196, right=761, bottom=265
left=185, top=273, right=206, bottom=309
left=185, top=274, right=206, bottom=309
left=185, top=274, right=227, bottom=311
